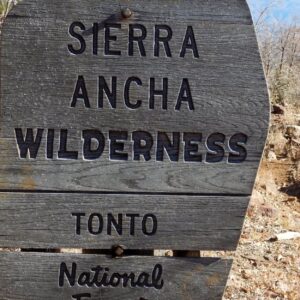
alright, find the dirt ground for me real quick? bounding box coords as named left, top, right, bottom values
left=222, top=105, right=300, bottom=299
left=153, top=104, right=300, bottom=299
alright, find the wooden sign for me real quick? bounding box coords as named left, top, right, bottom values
left=0, top=0, right=269, bottom=299
left=0, top=0, right=269, bottom=194
left=0, top=193, right=248, bottom=250
left=0, top=253, right=232, bottom=300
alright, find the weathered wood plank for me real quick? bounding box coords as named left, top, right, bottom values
left=0, top=0, right=270, bottom=194
left=0, top=252, right=232, bottom=300
left=0, top=193, right=249, bottom=250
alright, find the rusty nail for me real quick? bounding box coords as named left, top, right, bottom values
left=121, top=7, right=132, bottom=19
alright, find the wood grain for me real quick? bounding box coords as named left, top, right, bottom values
left=0, top=252, right=232, bottom=300
left=0, top=193, right=249, bottom=250
left=0, top=1, right=269, bottom=298
left=0, top=0, right=270, bottom=194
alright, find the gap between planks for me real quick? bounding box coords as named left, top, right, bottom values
left=0, top=248, right=236, bottom=259
left=0, top=189, right=251, bottom=197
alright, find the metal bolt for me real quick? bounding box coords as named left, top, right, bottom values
left=114, top=245, right=124, bottom=257
left=121, top=7, right=132, bottom=19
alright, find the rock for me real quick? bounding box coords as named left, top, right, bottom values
left=290, top=139, right=300, bottom=161
left=274, top=143, right=288, bottom=159
left=275, top=255, right=284, bottom=261
left=270, top=231, right=300, bottom=241
left=272, top=134, right=289, bottom=159
left=267, top=150, right=277, bottom=161
left=241, top=270, right=250, bottom=279
left=285, top=125, right=300, bottom=140
left=260, top=205, right=275, bottom=218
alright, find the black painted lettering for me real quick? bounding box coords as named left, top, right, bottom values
left=62, top=264, right=164, bottom=290
left=132, top=131, right=153, bottom=161
left=180, top=26, right=199, bottom=58
left=88, top=213, right=104, bottom=235
left=98, top=76, right=117, bottom=109
left=136, top=272, right=150, bottom=287
left=71, top=76, right=91, bottom=108
left=78, top=272, right=91, bottom=286
left=149, top=78, right=168, bottom=110
left=151, top=264, right=164, bottom=289
left=93, top=22, right=99, bottom=55
left=105, top=23, right=121, bottom=56
left=15, top=128, right=43, bottom=159
left=228, top=133, right=248, bottom=163
left=183, top=133, right=202, bottom=162
left=72, top=213, right=86, bottom=235
left=206, top=133, right=226, bottom=163
left=124, top=77, right=142, bottom=109
left=109, top=273, right=121, bottom=287
left=129, top=24, right=147, bottom=56
left=142, top=214, right=158, bottom=236
left=156, top=132, right=180, bottom=161
left=58, top=129, right=78, bottom=160
left=107, top=213, right=123, bottom=235
left=72, top=294, right=91, bottom=300
left=82, top=130, right=105, bottom=160
left=175, top=78, right=194, bottom=110
left=126, top=214, right=140, bottom=236
left=68, top=22, right=86, bottom=55
left=47, top=129, right=55, bottom=159
left=90, top=266, right=104, bottom=287
left=121, top=273, right=136, bottom=287
left=59, top=262, right=76, bottom=287
left=154, top=25, right=172, bottom=57
left=98, top=267, right=110, bottom=287
left=109, top=131, right=128, bottom=161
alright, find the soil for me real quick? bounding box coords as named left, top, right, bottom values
left=154, top=105, right=300, bottom=299
left=222, top=105, right=300, bottom=299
